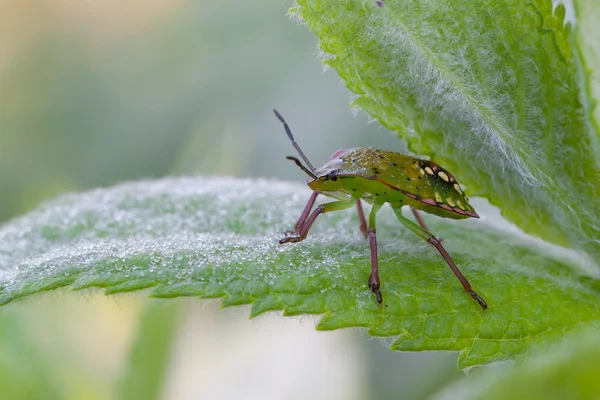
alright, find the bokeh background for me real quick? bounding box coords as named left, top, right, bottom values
left=0, top=0, right=507, bottom=398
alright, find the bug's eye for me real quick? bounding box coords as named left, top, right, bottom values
left=327, top=170, right=338, bottom=181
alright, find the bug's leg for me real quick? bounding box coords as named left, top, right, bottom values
left=280, top=199, right=356, bottom=244
left=367, top=201, right=384, bottom=303
left=411, top=208, right=431, bottom=233
left=356, top=200, right=368, bottom=238
left=411, top=208, right=443, bottom=242
left=283, top=192, right=319, bottom=238
left=392, top=206, right=487, bottom=310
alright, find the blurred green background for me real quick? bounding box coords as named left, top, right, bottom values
left=0, top=0, right=466, bottom=399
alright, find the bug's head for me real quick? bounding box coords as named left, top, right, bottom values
left=305, top=153, right=348, bottom=191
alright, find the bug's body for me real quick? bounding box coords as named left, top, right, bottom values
left=308, top=147, right=478, bottom=220
left=273, top=109, right=487, bottom=310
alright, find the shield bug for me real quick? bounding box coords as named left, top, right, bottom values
left=274, top=109, right=487, bottom=309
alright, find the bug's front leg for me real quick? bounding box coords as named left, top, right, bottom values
left=279, top=199, right=355, bottom=244
left=283, top=192, right=319, bottom=239
left=392, top=206, right=487, bottom=309
left=367, top=201, right=384, bottom=303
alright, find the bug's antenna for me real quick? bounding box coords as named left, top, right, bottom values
left=286, top=156, right=319, bottom=180
left=273, top=109, right=315, bottom=171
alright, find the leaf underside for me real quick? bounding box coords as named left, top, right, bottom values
left=1, top=177, right=599, bottom=369
left=459, top=328, right=600, bottom=399
left=293, top=0, right=600, bottom=262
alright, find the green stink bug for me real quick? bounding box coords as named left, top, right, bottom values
left=274, top=109, right=487, bottom=309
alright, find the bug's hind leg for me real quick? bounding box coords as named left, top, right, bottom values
left=411, top=208, right=431, bottom=233
left=411, top=208, right=443, bottom=243
left=366, top=201, right=384, bottom=303
left=393, top=206, right=487, bottom=310
left=280, top=199, right=355, bottom=244
left=356, top=200, right=368, bottom=238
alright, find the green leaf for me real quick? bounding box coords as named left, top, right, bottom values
left=116, top=302, right=182, bottom=400
left=293, top=0, right=600, bottom=260
left=450, top=328, right=600, bottom=399
left=574, top=0, right=600, bottom=134
left=1, top=177, right=600, bottom=369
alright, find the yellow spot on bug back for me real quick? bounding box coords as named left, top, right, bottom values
left=447, top=198, right=456, bottom=207
left=456, top=200, right=464, bottom=209
left=435, top=192, right=442, bottom=203
left=438, top=171, right=449, bottom=182
left=454, top=183, right=463, bottom=195
left=425, top=167, right=434, bottom=175
left=419, top=169, right=425, bottom=175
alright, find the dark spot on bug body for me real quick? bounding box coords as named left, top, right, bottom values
left=406, top=177, right=411, bottom=181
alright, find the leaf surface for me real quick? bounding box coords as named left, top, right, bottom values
left=574, top=0, right=600, bottom=137
left=0, top=177, right=599, bottom=369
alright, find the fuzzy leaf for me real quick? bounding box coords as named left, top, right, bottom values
left=443, top=328, right=600, bottom=399
left=574, top=0, right=600, bottom=134
left=293, top=0, right=600, bottom=261
left=0, top=177, right=599, bottom=369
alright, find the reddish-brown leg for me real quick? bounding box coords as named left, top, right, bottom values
left=393, top=207, right=487, bottom=309
left=367, top=228, right=382, bottom=303
left=367, top=202, right=384, bottom=303
left=412, top=208, right=443, bottom=242
left=427, top=236, right=487, bottom=309
left=411, top=208, right=431, bottom=233
left=281, top=206, right=321, bottom=244
left=293, top=192, right=319, bottom=232
left=356, top=200, right=368, bottom=238
left=280, top=200, right=355, bottom=244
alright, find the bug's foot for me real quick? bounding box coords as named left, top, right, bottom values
left=370, top=283, right=383, bottom=304
left=372, top=287, right=383, bottom=304
left=279, top=231, right=303, bottom=244
left=468, top=290, right=487, bottom=310
left=368, top=273, right=383, bottom=304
